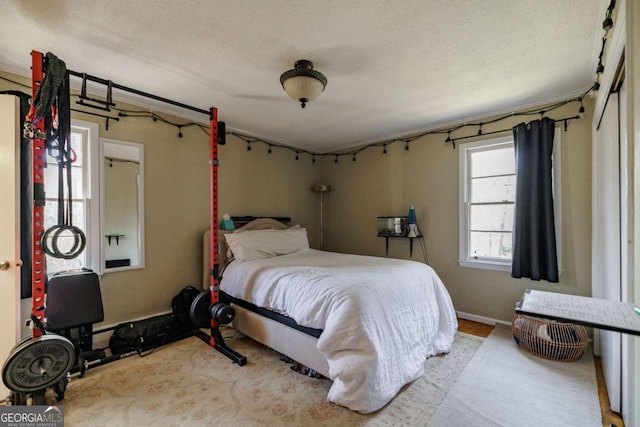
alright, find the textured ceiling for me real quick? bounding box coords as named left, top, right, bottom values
left=0, top=0, right=604, bottom=153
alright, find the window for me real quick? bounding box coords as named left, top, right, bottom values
left=43, top=120, right=100, bottom=276
left=459, top=130, right=561, bottom=271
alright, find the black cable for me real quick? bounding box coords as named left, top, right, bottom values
left=416, top=223, right=429, bottom=265
left=419, top=237, right=429, bottom=265
left=0, top=75, right=31, bottom=88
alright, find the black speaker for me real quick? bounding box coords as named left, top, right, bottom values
left=217, top=121, right=226, bottom=145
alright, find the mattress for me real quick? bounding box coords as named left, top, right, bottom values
left=220, top=248, right=457, bottom=413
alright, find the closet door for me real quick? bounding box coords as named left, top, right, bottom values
left=593, top=92, right=621, bottom=412
left=0, top=95, right=22, bottom=399
left=618, top=80, right=632, bottom=421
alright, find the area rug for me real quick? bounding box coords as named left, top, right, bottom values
left=430, top=325, right=601, bottom=427
left=50, top=328, right=483, bottom=426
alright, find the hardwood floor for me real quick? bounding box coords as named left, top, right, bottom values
left=457, top=317, right=494, bottom=338
left=457, top=318, right=624, bottom=427
left=595, top=356, right=625, bottom=427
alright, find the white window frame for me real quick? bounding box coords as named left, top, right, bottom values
left=77, top=119, right=102, bottom=274
left=458, top=128, right=561, bottom=272
left=44, top=119, right=101, bottom=275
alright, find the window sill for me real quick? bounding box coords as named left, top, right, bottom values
left=458, top=259, right=511, bottom=272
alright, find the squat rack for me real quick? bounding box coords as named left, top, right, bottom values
left=28, top=50, right=245, bottom=365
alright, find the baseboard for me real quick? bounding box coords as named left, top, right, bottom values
left=456, top=311, right=511, bottom=327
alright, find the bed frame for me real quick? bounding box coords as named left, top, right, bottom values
left=202, top=218, right=330, bottom=377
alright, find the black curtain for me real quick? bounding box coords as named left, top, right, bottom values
left=511, top=117, right=559, bottom=282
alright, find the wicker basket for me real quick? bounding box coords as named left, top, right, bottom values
left=511, top=314, right=588, bottom=362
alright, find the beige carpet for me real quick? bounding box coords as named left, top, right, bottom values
left=50, top=328, right=483, bottom=426
left=430, top=325, right=601, bottom=427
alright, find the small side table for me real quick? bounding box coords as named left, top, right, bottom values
left=378, top=234, right=420, bottom=257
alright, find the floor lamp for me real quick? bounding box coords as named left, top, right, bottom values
left=311, top=184, right=331, bottom=249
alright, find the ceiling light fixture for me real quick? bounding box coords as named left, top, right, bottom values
left=280, top=60, right=327, bottom=108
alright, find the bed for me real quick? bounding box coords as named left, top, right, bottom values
left=202, top=218, right=457, bottom=413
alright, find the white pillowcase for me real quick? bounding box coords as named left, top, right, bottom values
left=224, top=228, right=309, bottom=261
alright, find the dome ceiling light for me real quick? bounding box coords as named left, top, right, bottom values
left=280, top=59, right=327, bottom=108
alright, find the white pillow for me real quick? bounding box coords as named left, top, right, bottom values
left=224, top=228, right=309, bottom=261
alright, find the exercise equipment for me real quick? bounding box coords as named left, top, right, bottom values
left=190, top=290, right=235, bottom=328
left=1, top=51, right=72, bottom=405
left=27, top=50, right=47, bottom=339
left=70, top=57, right=246, bottom=365
left=3, top=51, right=247, bottom=407
left=193, top=107, right=246, bottom=366
left=33, top=53, right=86, bottom=260
left=2, top=334, right=75, bottom=393
left=2, top=52, right=85, bottom=405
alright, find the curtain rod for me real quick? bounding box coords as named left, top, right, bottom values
left=67, top=69, right=211, bottom=117
left=449, top=115, right=580, bottom=146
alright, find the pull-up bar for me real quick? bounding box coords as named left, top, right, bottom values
left=66, top=69, right=210, bottom=117
left=28, top=50, right=244, bottom=365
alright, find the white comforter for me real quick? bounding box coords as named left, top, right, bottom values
left=221, top=249, right=457, bottom=413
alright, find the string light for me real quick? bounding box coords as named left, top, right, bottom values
left=591, top=0, right=614, bottom=99
left=268, top=144, right=272, bottom=154
left=52, top=74, right=591, bottom=160
left=352, top=153, right=356, bottom=162
left=3, top=60, right=595, bottom=162
left=602, top=0, right=615, bottom=31
left=312, top=155, right=316, bottom=164
left=75, top=90, right=588, bottom=157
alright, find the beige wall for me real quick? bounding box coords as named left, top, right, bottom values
left=97, top=119, right=319, bottom=325
left=1, top=71, right=319, bottom=328
left=2, top=68, right=593, bottom=325
left=318, top=100, right=594, bottom=322
left=219, top=135, right=320, bottom=243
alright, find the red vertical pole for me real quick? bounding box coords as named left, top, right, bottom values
left=208, top=107, right=220, bottom=345
left=30, top=50, right=46, bottom=338
left=205, top=108, right=245, bottom=365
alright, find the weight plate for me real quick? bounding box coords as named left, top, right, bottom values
left=211, top=303, right=235, bottom=325
left=190, top=291, right=213, bottom=329
left=2, top=335, right=75, bottom=393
